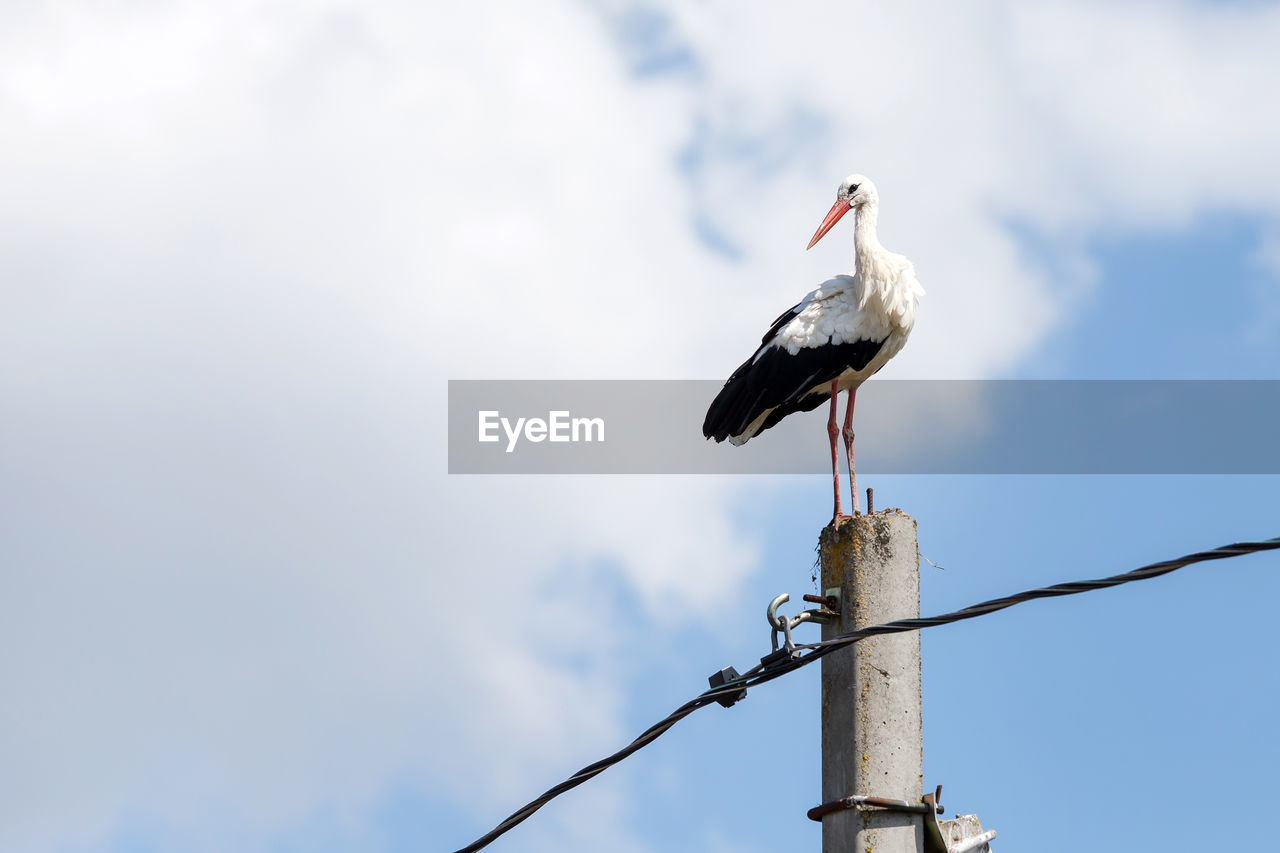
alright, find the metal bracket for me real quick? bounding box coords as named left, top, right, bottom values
left=922, top=786, right=947, bottom=853
left=705, top=589, right=841, bottom=708
left=762, top=592, right=839, bottom=663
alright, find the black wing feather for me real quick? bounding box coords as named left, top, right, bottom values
left=703, top=330, right=885, bottom=443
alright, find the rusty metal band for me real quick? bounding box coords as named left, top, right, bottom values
left=807, top=793, right=937, bottom=822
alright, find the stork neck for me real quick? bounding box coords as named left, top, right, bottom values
left=853, top=203, right=882, bottom=262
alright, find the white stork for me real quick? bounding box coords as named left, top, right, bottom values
left=703, top=174, right=924, bottom=519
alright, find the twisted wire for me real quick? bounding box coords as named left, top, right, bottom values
left=453, top=536, right=1280, bottom=853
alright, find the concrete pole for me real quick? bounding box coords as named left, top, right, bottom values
left=819, top=510, right=922, bottom=853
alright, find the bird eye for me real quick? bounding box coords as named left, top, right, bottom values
left=849, top=183, right=859, bottom=193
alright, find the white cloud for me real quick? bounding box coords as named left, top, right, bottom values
left=0, top=2, right=749, bottom=850
left=3, top=1, right=1280, bottom=851
left=1002, top=1, right=1280, bottom=228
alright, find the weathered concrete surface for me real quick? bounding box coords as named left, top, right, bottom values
left=819, top=511, right=922, bottom=853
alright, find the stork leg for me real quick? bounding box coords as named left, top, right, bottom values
left=827, top=380, right=842, bottom=520
left=842, top=387, right=859, bottom=515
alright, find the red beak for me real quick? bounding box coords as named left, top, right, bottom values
left=806, top=199, right=851, bottom=250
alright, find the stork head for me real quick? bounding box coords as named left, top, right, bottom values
left=807, top=174, right=877, bottom=250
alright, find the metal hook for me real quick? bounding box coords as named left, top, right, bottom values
left=766, top=592, right=838, bottom=656
left=766, top=593, right=790, bottom=651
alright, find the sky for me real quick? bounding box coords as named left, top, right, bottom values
left=2, top=1, right=1280, bottom=852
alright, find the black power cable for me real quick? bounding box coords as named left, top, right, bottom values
left=453, top=536, right=1280, bottom=853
